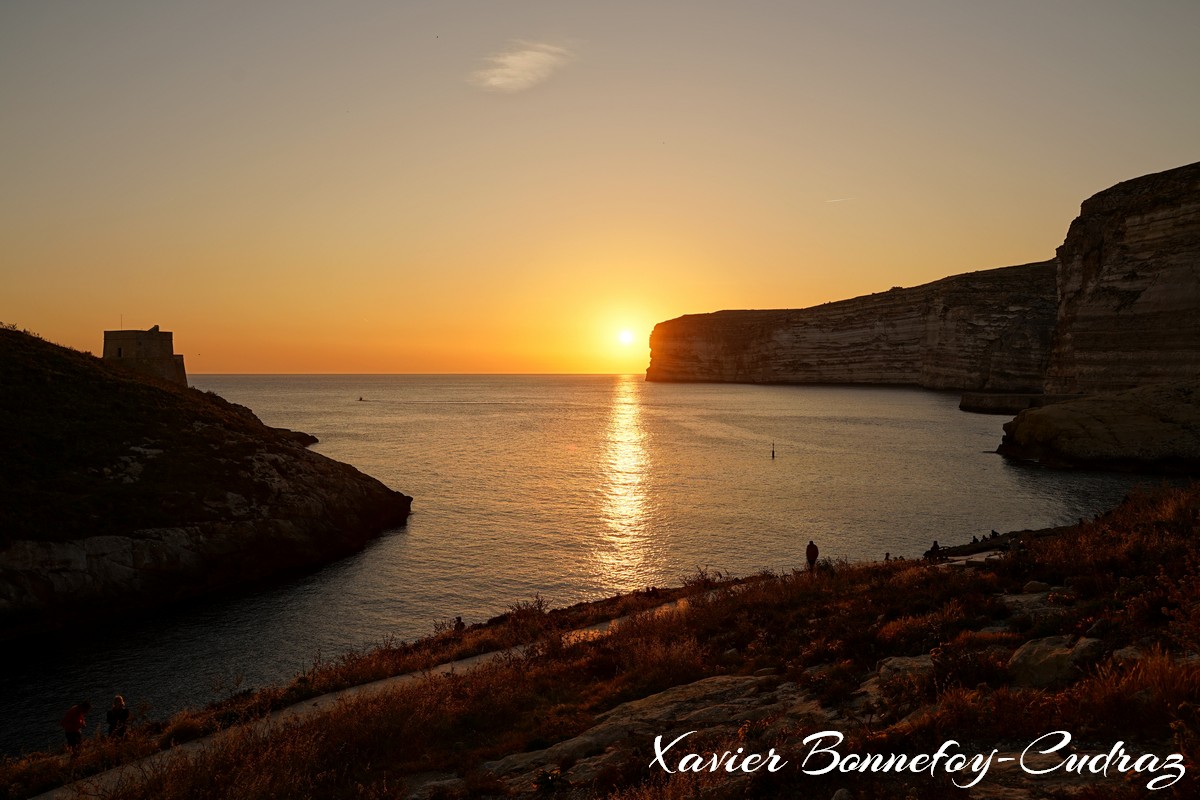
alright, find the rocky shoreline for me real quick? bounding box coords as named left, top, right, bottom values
left=645, top=161, right=1200, bottom=473
left=998, top=381, right=1200, bottom=472
left=0, top=327, right=412, bottom=640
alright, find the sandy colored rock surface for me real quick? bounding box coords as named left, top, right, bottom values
left=998, top=380, right=1200, bottom=469
left=646, top=261, right=1056, bottom=392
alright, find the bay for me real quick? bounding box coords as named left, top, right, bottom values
left=2, top=376, right=1155, bottom=754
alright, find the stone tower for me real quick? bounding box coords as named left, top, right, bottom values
left=102, top=325, right=188, bottom=386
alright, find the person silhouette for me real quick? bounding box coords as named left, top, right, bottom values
left=107, top=695, right=130, bottom=738
left=806, top=540, right=819, bottom=572
left=61, top=700, right=90, bottom=756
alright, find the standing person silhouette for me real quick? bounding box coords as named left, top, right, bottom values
left=806, top=540, right=819, bottom=573
left=107, top=695, right=130, bottom=738
left=61, top=701, right=90, bottom=756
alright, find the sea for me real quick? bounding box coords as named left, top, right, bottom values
left=2, top=375, right=1164, bottom=754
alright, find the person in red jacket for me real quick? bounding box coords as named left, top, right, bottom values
left=60, top=701, right=91, bottom=756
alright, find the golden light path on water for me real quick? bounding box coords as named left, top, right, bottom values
left=595, top=375, right=655, bottom=587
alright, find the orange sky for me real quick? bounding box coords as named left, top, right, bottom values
left=3, top=1, right=1198, bottom=373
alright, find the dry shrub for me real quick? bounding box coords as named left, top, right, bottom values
left=1025, top=486, right=1200, bottom=584
left=1162, top=557, right=1200, bottom=653
left=805, top=659, right=863, bottom=708
left=601, top=772, right=731, bottom=800
left=610, top=634, right=708, bottom=700
left=898, top=685, right=1060, bottom=747
left=931, top=646, right=1009, bottom=693
left=1064, top=648, right=1200, bottom=736
left=886, top=561, right=948, bottom=594
left=924, top=629, right=1018, bottom=693
left=876, top=600, right=969, bottom=655
left=157, top=710, right=210, bottom=750
left=876, top=669, right=936, bottom=722
left=945, top=629, right=1021, bottom=650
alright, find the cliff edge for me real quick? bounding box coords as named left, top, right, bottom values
left=0, top=326, right=413, bottom=639
left=1045, top=161, right=1200, bottom=393
left=646, top=261, right=1056, bottom=391
left=646, top=161, right=1200, bottom=405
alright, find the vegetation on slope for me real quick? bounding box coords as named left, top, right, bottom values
left=5, top=484, right=1199, bottom=799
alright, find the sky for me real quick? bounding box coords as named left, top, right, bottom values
left=2, top=1, right=1198, bottom=374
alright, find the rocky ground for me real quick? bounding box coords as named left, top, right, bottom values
left=0, top=326, right=412, bottom=639
left=401, top=588, right=1189, bottom=800
left=8, top=484, right=1198, bottom=800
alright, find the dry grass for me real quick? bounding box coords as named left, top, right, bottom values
left=6, top=484, right=1200, bottom=799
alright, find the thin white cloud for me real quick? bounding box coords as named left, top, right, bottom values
left=824, top=197, right=857, bottom=204
left=470, top=41, right=573, bottom=93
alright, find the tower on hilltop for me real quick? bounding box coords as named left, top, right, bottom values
left=102, top=325, right=188, bottom=386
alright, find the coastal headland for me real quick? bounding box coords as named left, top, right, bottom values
left=647, top=161, right=1200, bottom=470
left=647, top=161, right=1200, bottom=396
left=0, top=326, right=412, bottom=640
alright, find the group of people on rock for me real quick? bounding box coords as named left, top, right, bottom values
left=60, top=695, right=129, bottom=756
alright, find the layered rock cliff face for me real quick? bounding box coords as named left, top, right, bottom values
left=647, top=261, right=1057, bottom=392
left=0, top=327, right=412, bottom=638
left=647, top=162, right=1200, bottom=399
left=1045, top=161, right=1200, bottom=393
left=997, top=381, right=1200, bottom=471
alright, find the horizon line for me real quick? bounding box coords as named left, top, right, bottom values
left=191, top=372, right=648, bottom=377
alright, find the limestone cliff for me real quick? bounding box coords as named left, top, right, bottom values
left=0, top=326, right=412, bottom=638
left=1044, top=161, right=1200, bottom=393
left=646, top=261, right=1057, bottom=391
left=997, top=381, right=1200, bottom=471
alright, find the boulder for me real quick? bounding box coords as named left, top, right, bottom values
left=1007, top=636, right=1104, bottom=688
left=482, top=675, right=808, bottom=790
left=998, top=381, right=1200, bottom=471
left=877, top=654, right=935, bottom=682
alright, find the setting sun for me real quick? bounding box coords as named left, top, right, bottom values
left=618, top=330, right=636, bottom=346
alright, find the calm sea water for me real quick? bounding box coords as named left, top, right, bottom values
left=3, top=376, right=1159, bottom=754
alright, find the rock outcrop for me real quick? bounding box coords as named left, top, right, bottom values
left=0, top=326, right=412, bottom=638
left=1007, top=635, right=1104, bottom=689
left=1045, top=161, right=1200, bottom=394
left=474, top=675, right=818, bottom=795
left=647, top=161, right=1200, bottom=402
left=997, top=380, right=1200, bottom=471
left=647, top=261, right=1057, bottom=391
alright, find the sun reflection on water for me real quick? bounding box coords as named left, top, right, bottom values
left=595, top=376, right=656, bottom=588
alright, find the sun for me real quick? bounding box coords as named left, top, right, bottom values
left=617, top=329, right=636, bottom=346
